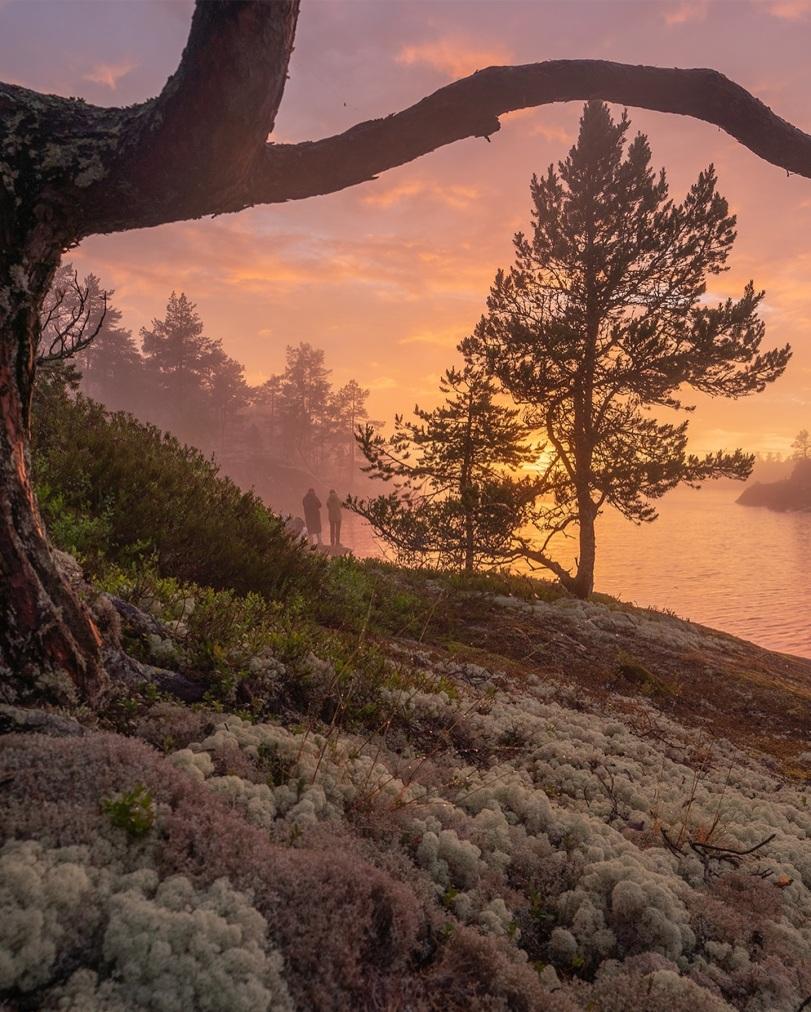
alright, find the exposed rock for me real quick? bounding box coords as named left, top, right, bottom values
left=104, top=649, right=207, bottom=703
left=0, top=703, right=86, bottom=737
left=106, top=595, right=171, bottom=639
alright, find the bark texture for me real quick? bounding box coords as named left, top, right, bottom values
left=0, top=276, right=104, bottom=702
left=2, top=0, right=811, bottom=699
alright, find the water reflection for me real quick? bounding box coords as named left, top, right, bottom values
left=343, top=488, right=811, bottom=659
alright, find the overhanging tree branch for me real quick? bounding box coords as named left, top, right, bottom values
left=257, top=60, right=811, bottom=206
left=4, top=33, right=811, bottom=241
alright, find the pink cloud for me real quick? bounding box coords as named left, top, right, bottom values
left=762, top=0, right=811, bottom=17
left=531, top=123, right=575, bottom=144
left=82, top=59, right=136, bottom=90
left=663, top=1, right=709, bottom=25
left=502, top=109, right=574, bottom=144
left=396, top=39, right=511, bottom=79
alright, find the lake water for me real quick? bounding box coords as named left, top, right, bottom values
left=340, top=488, right=811, bottom=660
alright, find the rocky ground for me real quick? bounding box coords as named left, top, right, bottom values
left=1, top=560, right=809, bottom=1011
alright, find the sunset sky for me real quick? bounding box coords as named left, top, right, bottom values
left=2, top=0, right=811, bottom=456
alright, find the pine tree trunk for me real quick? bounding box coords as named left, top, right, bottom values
left=0, top=266, right=105, bottom=704
left=464, top=512, right=475, bottom=573
left=572, top=494, right=596, bottom=599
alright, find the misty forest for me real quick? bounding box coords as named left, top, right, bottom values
left=0, top=3, right=810, bottom=1011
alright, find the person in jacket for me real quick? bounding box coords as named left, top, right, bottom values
left=326, top=489, right=343, bottom=547
left=302, top=488, right=322, bottom=545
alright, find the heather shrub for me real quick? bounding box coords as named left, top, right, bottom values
left=573, top=953, right=735, bottom=1011
left=423, top=925, right=553, bottom=1011
left=134, top=702, right=214, bottom=753
left=0, top=735, right=459, bottom=1010
left=263, top=850, right=427, bottom=1009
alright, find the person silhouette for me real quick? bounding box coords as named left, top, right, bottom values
left=327, top=489, right=343, bottom=547
left=302, top=488, right=322, bottom=545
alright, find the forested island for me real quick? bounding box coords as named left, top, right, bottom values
left=737, top=444, right=811, bottom=512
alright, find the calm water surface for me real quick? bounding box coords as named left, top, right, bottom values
left=342, top=488, right=811, bottom=659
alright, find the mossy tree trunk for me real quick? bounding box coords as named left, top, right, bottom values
left=2, top=0, right=811, bottom=701
left=0, top=251, right=104, bottom=702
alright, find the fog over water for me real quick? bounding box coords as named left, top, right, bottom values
left=346, top=487, right=811, bottom=659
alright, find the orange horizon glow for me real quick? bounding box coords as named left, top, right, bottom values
left=1, top=0, right=809, bottom=459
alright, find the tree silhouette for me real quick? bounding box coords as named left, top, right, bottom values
left=464, top=102, right=791, bottom=598
left=792, top=429, right=810, bottom=461
left=37, top=265, right=107, bottom=370
left=277, top=343, right=333, bottom=470
left=204, top=347, right=248, bottom=454
left=350, top=365, right=542, bottom=572
left=331, top=380, right=370, bottom=485
left=75, top=300, right=145, bottom=417
left=141, top=293, right=220, bottom=443
left=2, top=1, right=811, bottom=699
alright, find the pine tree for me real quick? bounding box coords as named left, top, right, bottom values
left=203, top=345, right=248, bottom=453
left=330, top=378, right=370, bottom=484
left=349, top=365, right=542, bottom=572
left=75, top=291, right=145, bottom=416
left=791, top=429, right=810, bottom=461
left=140, top=292, right=217, bottom=440
left=464, top=101, right=791, bottom=598
left=277, top=343, right=332, bottom=468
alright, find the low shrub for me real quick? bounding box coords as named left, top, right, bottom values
left=31, top=383, right=323, bottom=602
left=101, top=784, right=156, bottom=838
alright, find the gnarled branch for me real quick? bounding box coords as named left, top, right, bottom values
left=256, top=61, right=811, bottom=207
left=111, top=56, right=811, bottom=228
left=4, top=6, right=811, bottom=242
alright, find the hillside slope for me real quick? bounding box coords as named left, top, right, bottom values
left=1, top=562, right=809, bottom=1011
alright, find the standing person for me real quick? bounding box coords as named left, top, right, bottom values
left=302, top=488, right=322, bottom=545
left=327, top=489, right=343, bottom=547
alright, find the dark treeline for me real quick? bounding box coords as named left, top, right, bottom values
left=42, top=266, right=372, bottom=513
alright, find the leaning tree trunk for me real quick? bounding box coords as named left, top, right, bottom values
left=0, top=263, right=105, bottom=704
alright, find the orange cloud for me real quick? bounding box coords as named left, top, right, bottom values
left=362, top=179, right=480, bottom=209
left=82, top=59, right=137, bottom=90
left=663, top=1, right=708, bottom=25
left=399, top=326, right=464, bottom=348
left=366, top=376, right=399, bottom=390
left=762, top=0, right=811, bottom=18
left=502, top=109, right=574, bottom=144
left=396, top=39, right=511, bottom=79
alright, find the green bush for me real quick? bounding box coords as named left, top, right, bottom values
left=101, top=783, right=155, bottom=837
left=32, top=384, right=323, bottom=602
left=316, top=556, right=435, bottom=639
